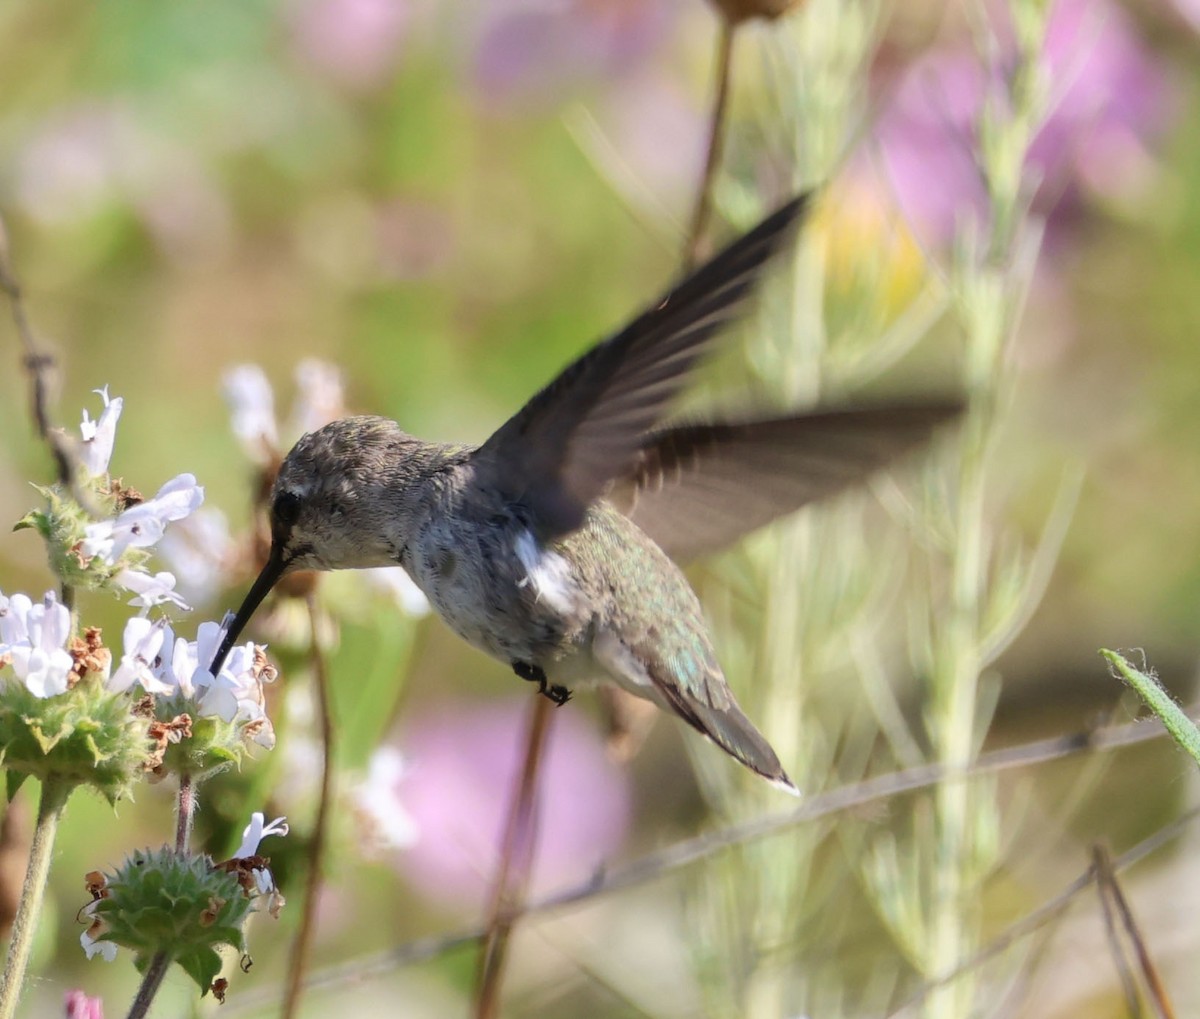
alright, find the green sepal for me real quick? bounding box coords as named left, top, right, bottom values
left=0, top=679, right=150, bottom=804
left=13, top=481, right=144, bottom=592
left=153, top=700, right=250, bottom=781
left=5, top=770, right=27, bottom=802
left=95, top=847, right=253, bottom=994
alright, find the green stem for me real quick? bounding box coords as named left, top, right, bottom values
left=174, top=773, right=195, bottom=854
left=126, top=951, right=171, bottom=1019
left=1101, top=650, right=1200, bottom=768
left=282, top=594, right=337, bottom=1019
left=125, top=773, right=198, bottom=1019
left=925, top=408, right=987, bottom=1019
left=0, top=778, right=71, bottom=1019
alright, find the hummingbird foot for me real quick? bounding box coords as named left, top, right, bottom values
left=512, top=661, right=572, bottom=707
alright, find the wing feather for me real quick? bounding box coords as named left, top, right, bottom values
left=472, top=194, right=813, bottom=540
left=610, top=402, right=962, bottom=561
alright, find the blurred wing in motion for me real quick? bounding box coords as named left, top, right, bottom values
left=473, top=194, right=813, bottom=541
left=609, top=402, right=962, bottom=562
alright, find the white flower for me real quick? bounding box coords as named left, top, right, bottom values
left=354, top=745, right=419, bottom=851
left=222, top=364, right=278, bottom=465
left=112, top=618, right=278, bottom=747
left=109, top=617, right=174, bottom=695
left=78, top=386, right=123, bottom=477
left=288, top=359, right=344, bottom=437
left=235, top=811, right=289, bottom=912
left=79, top=927, right=117, bottom=962
left=223, top=359, right=345, bottom=467
left=157, top=508, right=234, bottom=605
left=235, top=812, right=289, bottom=858
left=0, top=590, right=75, bottom=698
left=81, top=473, right=204, bottom=564
left=113, top=567, right=190, bottom=611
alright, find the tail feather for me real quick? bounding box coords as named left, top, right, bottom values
left=593, top=627, right=798, bottom=794
left=660, top=681, right=799, bottom=795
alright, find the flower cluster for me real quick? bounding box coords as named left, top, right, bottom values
left=80, top=813, right=287, bottom=995
left=17, top=388, right=203, bottom=611
left=112, top=617, right=278, bottom=776
left=0, top=590, right=150, bottom=801
left=0, top=590, right=76, bottom=698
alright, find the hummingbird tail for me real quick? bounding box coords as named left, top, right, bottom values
left=593, top=630, right=798, bottom=793
left=656, top=681, right=799, bottom=795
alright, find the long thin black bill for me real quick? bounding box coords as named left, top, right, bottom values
left=210, top=545, right=289, bottom=676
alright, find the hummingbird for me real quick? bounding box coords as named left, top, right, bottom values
left=212, top=194, right=958, bottom=792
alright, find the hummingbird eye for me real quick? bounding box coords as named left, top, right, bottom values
left=272, top=491, right=302, bottom=529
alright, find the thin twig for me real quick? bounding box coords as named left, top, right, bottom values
left=226, top=706, right=1199, bottom=1012
left=282, top=594, right=337, bottom=1019
left=0, top=215, right=90, bottom=524
left=682, top=19, right=737, bottom=273
left=1094, top=844, right=1143, bottom=1017
left=473, top=695, right=554, bottom=1019
left=888, top=808, right=1200, bottom=1017
left=1094, top=843, right=1176, bottom=1019
left=0, top=216, right=91, bottom=608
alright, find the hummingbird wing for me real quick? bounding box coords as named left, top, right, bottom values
left=608, top=402, right=962, bottom=561
left=473, top=193, right=812, bottom=541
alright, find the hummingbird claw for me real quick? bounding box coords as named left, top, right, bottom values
left=512, top=661, right=572, bottom=706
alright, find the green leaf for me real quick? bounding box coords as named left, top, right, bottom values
left=177, top=945, right=225, bottom=995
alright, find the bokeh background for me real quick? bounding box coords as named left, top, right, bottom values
left=1, top=0, right=1200, bottom=1016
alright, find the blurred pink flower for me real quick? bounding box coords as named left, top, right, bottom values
left=14, top=101, right=231, bottom=260
left=472, top=0, right=675, bottom=110
left=373, top=199, right=456, bottom=281
left=876, top=0, right=1174, bottom=246
left=597, top=72, right=706, bottom=218
left=288, top=0, right=411, bottom=91
left=1169, top=0, right=1200, bottom=32
left=382, top=698, right=632, bottom=910
left=64, top=990, right=103, bottom=1019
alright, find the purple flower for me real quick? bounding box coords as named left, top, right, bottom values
left=380, top=699, right=632, bottom=910
left=581, top=71, right=706, bottom=222
left=287, top=0, right=411, bottom=92
left=472, top=0, right=675, bottom=110
left=875, top=0, right=1173, bottom=247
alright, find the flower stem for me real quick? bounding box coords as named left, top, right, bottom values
left=473, top=694, right=553, bottom=1019
left=125, top=772, right=198, bottom=1019
left=281, top=594, right=336, bottom=1019
left=125, top=951, right=171, bottom=1019
left=0, top=778, right=71, bottom=1019
left=683, top=18, right=737, bottom=273
left=174, top=773, right=195, bottom=854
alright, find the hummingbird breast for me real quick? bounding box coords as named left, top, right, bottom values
left=401, top=489, right=715, bottom=694
left=402, top=498, right=594, bottom=674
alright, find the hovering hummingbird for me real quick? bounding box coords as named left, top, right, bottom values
left=212, top=194, right=958, bottom=792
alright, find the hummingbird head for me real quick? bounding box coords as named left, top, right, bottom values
left=212, top=416, right=426, bottom=673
